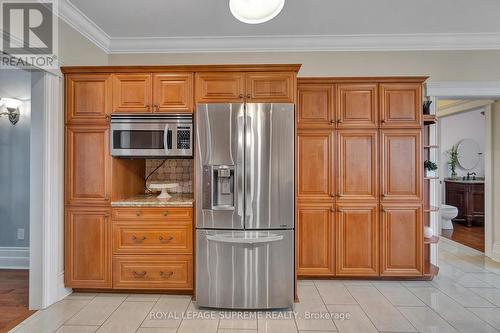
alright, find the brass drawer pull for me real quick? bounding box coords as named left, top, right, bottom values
left=132, top=271, right=147, bottom=278
left=163, top=211, right=168, bottom=217
left=132, top=235, right=146, bottom=243
left=160, top=271, right=174, bottom=278
left=159, top=235, right=174, bottom=243
left=135, top=210, right=142, bottom=216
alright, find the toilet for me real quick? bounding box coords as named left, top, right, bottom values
left=441, top=204, right=459, bottom=230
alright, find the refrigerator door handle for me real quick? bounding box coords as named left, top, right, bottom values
left=237, top=113, right=245, bottom=217
left=245, top=112, right=253, bottom=219
left=206, top=234, right=284, bottom=244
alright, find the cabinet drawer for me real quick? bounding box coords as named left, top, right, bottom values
left=113, top=223, right=192, bottom=254
left=112, top=207, right=192, bottom=221
left=113, top=255, right=193, bottom=290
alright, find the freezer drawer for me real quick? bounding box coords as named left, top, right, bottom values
left=196, top=230, right=294, bottom=309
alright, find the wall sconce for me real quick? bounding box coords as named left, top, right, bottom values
left=0, top=98, right=22, bottom=125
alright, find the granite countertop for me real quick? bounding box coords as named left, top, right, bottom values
left=444, top=178, right=485, bottom=184
left=111, top=193, right=194, bottom=207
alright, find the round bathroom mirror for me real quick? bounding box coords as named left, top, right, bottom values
left=457, top=139, right=481, bottom=170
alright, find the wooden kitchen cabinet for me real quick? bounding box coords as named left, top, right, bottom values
left=296, top=130, right=334, bottom=202
left=65, top=207, right=112, bottom=288
left=337, top=130, right=378, bottom=201
left=336, top=203, right=379, bottom=276
left=297, top=203, right=335, bottom=276
left=246, top=72, right=295, bottom=102
left=195, top=72, right=245, bottom=102
left=112, top=74, right=152, bottom=113
left=65, top=125, right=111, bottom=206
left=380, top=83, right=422, bottom=128
left=65, top=74, right=111, bottom=124
left=297, top=84, right=335, bottom=128
left=381, top=129, right=422, bottom=202
left=380, top=204, right=423, bottom=276
left=153, top=73, right=193, bottom=112
left=337, top=83, right=378, bottom=128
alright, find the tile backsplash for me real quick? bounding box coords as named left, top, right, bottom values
left=145, top=159, right=194, bottom=194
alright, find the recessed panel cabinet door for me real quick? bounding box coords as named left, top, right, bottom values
left=297, top=203, right=335, bottom=276
left=195, top=72, right=245, bottom=102
left=380, top=83, right=422, bottom=128
left=381, top=129, right=422, bottom=201
left=112, top=74, right=152, bottom=112
left=297, top=130, right=334, bottom=201
left=297, top=84, right=335, bottom=128
left=380, top=204, right=423, bottom=276
left=153, top=73, right=193, bottom=112
left=337, top=130, right=378, bottom=201
left=66, top=74, right=111, bottom=124
left=336, top=203, right=379, bottom=276
left=65, top=208, right=112, bottom=288
left=337, top=83, right=378, bottom=128
left=246, top=72, right=295, bottom=102
left=65, top=126, right=110, bottom=205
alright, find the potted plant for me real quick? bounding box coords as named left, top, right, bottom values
left=448, top=145, right=459, bottom=179
left=424, top=160, right=438, bottom=178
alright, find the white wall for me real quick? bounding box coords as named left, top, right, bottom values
left=0, top=69, right=31, bottom=249
left=440, top=108, right=485, bottom=179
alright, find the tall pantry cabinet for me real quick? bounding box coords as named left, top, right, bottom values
left=296, top=78, right=427, bottom=278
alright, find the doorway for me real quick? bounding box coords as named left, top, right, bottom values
left=0, top=67, right=35, bottom=331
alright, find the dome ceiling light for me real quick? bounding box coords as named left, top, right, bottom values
left=229, top=0, right=285, bottom=24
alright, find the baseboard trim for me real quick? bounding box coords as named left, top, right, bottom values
left=491, top=243, right=500, bottom=263
left=0, top=247, right=29, bottom=269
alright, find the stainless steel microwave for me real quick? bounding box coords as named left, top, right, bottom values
left=110, top=114, right=193, bottom=158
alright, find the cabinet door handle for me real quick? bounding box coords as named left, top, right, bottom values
left=153, top=104, right=159, bottom=112
left=330, top=208, right=336, bottom=213
left=136, top=210, right=142, bottom=216
left=239, top=94, right=244, bottom=99
left=104, top=194, right=110, bottom=201
left=330, top=119, right=336, bottom=124
left=163, top=211, right=168, bottom=217
left=382, top=209, right=388, bottom=213
left=381, top=119, right=386, bottom=124
left=160, top=271, right=174, bottom=278
left=246, top=94, right=251, bottom=99
left=132, top=271, right=147, bottom=278
left=105, top=113, right=110, bottom=122
left=330, top=193, right=336, bottom=198
left=337, top=119, right=343, bottom=124
left=132, top=235, right=146, bottom=243
left=159, top=235, right=174, bottom=243
left=337, top=192, right=342, bottom=198
left=381, top=194, right=387, bottom=198
left=146, top=105, right=151, bottom=111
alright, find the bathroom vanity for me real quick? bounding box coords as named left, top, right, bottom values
left=445, top=179, right=484, bottom=227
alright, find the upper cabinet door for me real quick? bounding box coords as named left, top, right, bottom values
left=66, top=74, right=111, bottom=124
left=380, top=83, right=422, bottom=128
left=336, top=203, right=379, bottom=276
left=112, top=74, right=152, bottom=113
left=337, top=130, right=378, bottom=201
left=153, top=73, right=193, bottom=113
left=381, top=129, right=422, bottom=201
left=246, top=72, right=295, bottom=103
left=65, top=125, right=111, bottom=206
left=297, top=84, right=335, bottom=129
left=337, top=83, right=378, bottom=128
left=380, top=204, right=423, bottom=276
left=297, top=130, right=334, bottom=202
left=195, top=72, right=245, bottom=103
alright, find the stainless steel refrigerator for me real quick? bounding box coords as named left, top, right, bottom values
left=195, top=103, right=294, bottom=310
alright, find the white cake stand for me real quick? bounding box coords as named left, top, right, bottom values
left=148, top=183, right=179, bottom=199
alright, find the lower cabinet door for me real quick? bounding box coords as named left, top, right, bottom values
left=336, top=203, right=379, bottom=276
left=113, top=255, right=193, bottom=290
left=380, top=204, right=423, bottom=276
left=297, top=203, right=335, bottom=276
left=65, top=207, right=112, bottom=288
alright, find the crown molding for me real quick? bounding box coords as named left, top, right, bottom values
left=108, top=33, right=500, bottom=54
left=57, top=1, right=500, bottom=54
left=58, top=0, right=111, bottom=53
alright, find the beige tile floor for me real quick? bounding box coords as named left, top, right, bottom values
left=9, top=238, right=500, bottom=333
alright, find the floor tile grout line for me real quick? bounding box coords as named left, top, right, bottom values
left=430, top=277, right=496, bottom=308
left=91, top=294, right=128, bottom=332
left=311, top=280, right=339, bottom=332
left=133, top=298, right=157, bottom=333
left=405, top=283, right=497, bottom=333
left=341, top=282, right=383, bottom=332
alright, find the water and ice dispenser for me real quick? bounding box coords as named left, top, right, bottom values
left=202, top=165, right=235, bottom=210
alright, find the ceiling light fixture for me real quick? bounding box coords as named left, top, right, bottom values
left=229, top=0, right=285, bottom=24
left=0, top=98, right=22, bottom=125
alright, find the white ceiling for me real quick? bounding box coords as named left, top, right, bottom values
left=60, top=0, right=500, bottom=53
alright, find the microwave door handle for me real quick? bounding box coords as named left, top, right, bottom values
left=164, top=126, right=172, bottom=151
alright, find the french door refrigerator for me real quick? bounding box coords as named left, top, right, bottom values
left=195, top=103, right=294, bottom=309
